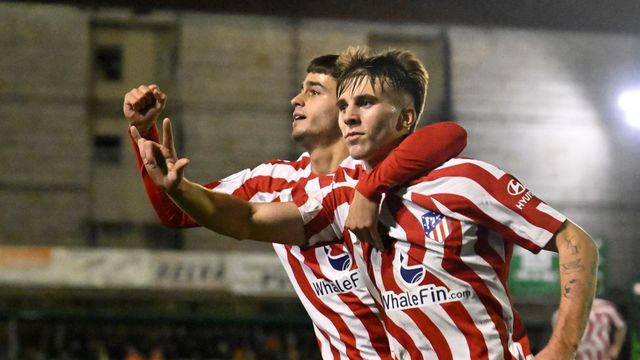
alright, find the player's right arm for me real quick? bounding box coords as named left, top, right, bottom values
left=168, top=177, right=306, bottom=244
left=132, top=118, right=307, bottom=246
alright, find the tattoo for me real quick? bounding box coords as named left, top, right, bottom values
left=563, top=279, right=581, bottom=298
left=561, top=259, right=585, bottom=274
left=562, top=235, right=579, bottom=255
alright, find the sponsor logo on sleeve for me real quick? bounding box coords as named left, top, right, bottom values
left=507, top=179, right=526, bottom=196
left=507, top=179, right=533, bottom=210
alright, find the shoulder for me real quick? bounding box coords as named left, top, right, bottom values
left=430, top=157, right=506, bottom=179
left=262, top=152, right=311, bottom=170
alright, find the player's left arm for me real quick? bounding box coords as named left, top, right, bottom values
left=536, top=220, right=598, bottom=360
left=346, top=121, right=467, bottom=250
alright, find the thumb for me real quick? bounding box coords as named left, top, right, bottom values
left=173, top=158, right=190, bottom=178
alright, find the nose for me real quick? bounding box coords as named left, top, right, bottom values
left=341, top=104, right=360, bottom=127
left=290, top=91, right=304, bottom=107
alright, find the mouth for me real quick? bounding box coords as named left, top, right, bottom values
left=345, top=131, right=364, bottom=142
left=293, top=113, right=306, bottom=121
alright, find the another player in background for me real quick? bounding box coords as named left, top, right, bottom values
left=553, top=297, right=627, bottom=359
left=124, top=54, right=467, bottom=359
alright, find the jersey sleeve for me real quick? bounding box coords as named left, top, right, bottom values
left=407, top=159, right=567, bottom=253
left=130, top=128, right=299, bottom=227
left=355, top=121, right=467, bottom=202
left=292, top=178, right=354, bottom=247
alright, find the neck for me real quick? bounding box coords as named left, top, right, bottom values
left=306, top=139, right=349, bottom=176
left=365, top=136, right=404, bottom=169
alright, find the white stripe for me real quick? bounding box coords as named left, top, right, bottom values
left=437, top=158, right=506, bottom=179
left=406, top=177, right=558, bottom=248
left=536, top=202, right=567, bottom=224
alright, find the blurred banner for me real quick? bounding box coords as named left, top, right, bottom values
left=0, top=246, right=294, bottom=296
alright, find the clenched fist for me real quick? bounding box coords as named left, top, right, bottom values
left=123, top=84, right=167, bottom=134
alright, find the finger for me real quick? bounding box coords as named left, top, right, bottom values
left=130, top=88, right=146, bottom=111
left=151, top=142, right=168, bottom=174
left=130, top=126, right=142, bottom=142
left=350, top=228, right=379, bottom=251
left=174, top=158, right=190, bottom=174
left=140, top=87, right=156, bottom=110
left=153, top=89, right=167, bottom=109
left=162, top=118, right=174, bottom=152
left=142, top=140, right=158, bottom=166
left=170, top=158, right=190, bottom=183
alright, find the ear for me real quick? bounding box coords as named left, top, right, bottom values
left=396, top=107, right=417, bottom=133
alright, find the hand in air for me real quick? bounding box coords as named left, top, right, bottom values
left=130, top=118, right=189, bottom=193
left=344, top=190, right=386, bottom=251
left=123, top=84, right=167, bottom=133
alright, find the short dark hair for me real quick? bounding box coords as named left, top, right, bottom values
left=306, top=54, right=339, bottom=77
left=336, top=46, right=428, bottom=131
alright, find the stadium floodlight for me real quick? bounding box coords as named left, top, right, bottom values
left=618, top=90, right=640, bottom=128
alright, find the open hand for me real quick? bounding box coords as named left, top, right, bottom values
left=130, top=117, right=189, bottom=192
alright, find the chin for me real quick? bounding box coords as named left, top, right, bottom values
left=347, top=146, right=367, bottom=160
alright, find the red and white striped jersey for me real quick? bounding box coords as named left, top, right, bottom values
left=575, top=298, right=626, bottom=360
left=212, top=154, right=392, bottom=360
left=131, top=121, right=468, bottom=360
left=298, top=158, right=568, bottom=360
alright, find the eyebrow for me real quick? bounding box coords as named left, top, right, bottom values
left=336, top=94, right=378, bottom=107
left=303, top=81, right=326, bottom=89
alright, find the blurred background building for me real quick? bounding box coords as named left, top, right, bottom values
left=0, top=0, right=639, bottom=359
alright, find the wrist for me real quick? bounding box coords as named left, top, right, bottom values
left=355, top=174, right=383, bottom=202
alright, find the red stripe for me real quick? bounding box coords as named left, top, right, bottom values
left=380, top=244, right=453, bottom=359
left=413, top=191, right=547, bottom=254
left=303, top=186, right=353, bottom=239
left=342, top=233, right=393, bottom=359
left=230, top=175, right=297, bottom=200
left=315, top=326, right=340, bottom=360
left=412, top=162, right=564, bottom=243
left=443, top=219, right=511, bottom=358
left=300, top=235, right=391, bottom=359
left=388, top=197, right=489, bottom=359
left=378, top=246, right=426, bottom=358
left=285, top=247, right=363, bottom=360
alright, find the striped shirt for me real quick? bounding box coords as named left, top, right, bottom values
left=132, top=121, right=467, bottom=359
left=298, top=158, right=568, bottom=360
left=137, top=149, right=392, bottom=359
left=214, top=154, right=393, bottom=360
left=575, top=298, right=625, bottom=360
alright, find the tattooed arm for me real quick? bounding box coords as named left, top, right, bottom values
left=535, top=220, right=598, bottom=360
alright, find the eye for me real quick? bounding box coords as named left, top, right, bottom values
left=309, top=89, right=320, bottom=96
left=337, top=102, right=347, bottom=111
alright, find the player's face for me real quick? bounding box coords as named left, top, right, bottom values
left=290, top=73, right=341, bottom=145
left=337, top=77, right=407, bottom=166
